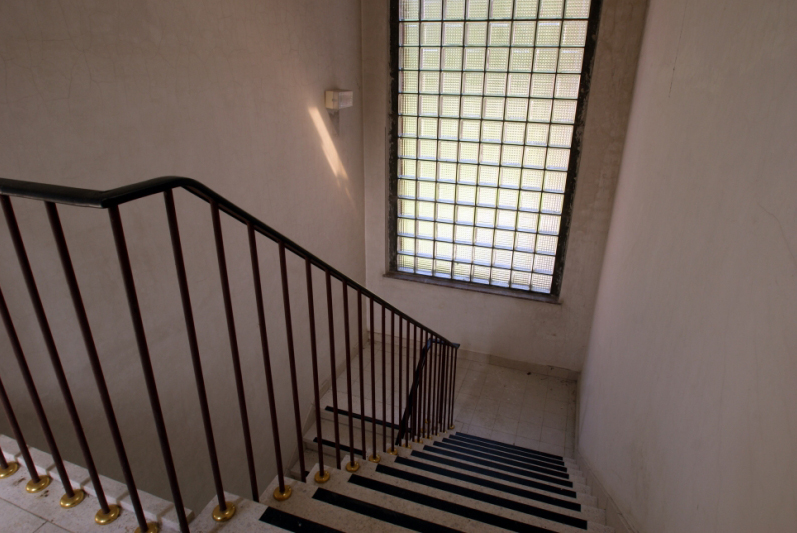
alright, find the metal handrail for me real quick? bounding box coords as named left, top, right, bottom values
left=0, top=176, right=452, bottom=344
left=0, top=176, right=459, bottom=532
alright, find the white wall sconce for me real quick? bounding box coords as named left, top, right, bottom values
left=325, top=90, right=354, bottom=111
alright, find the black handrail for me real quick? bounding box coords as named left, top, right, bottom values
left=0, top=176, right=453, bottom=345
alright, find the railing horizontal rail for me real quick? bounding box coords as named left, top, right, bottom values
left=0, top=176, right=454, bottom=344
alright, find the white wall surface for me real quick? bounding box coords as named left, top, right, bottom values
left=0, top=0, right=365, bottom=512
left=578, top=0, right=797, bottom=531
left=361, top=0, right=647, bottom=371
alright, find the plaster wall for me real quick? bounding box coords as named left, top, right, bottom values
left=0, top=0, right=365, bottom=511
left=361, top=0, right=647, bottom=371
left=578, top=0, right=797, bottom=531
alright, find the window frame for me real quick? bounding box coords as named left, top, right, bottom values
left=386, top=0, right=604, bottom=302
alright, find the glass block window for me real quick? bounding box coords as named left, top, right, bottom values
left=393, top=0, right=595, bottom=295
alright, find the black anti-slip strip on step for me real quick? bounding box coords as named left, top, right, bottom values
left=445, top=435, right=566, bottom=469
left=325, top=406, right=400, bottom=431
left=260, top=507, right=343, bottom=532
left=395, top=456, right=581, bottom=512
left=313, top=437, right=364, bottom=458
left=455, top=433, right=564, bottom=461
left=422, top=445, right=573, bottom=488
left=376, top=464, right=588, bottom=529
left=433, top=441, right=569, bottom=478
left=312, top=487, right=460, bottom=533
left=410, top=450, right=578, bottom=498
left=349, top=474, right=556, bottom=533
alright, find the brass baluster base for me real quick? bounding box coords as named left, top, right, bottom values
left=413, top=439, right=423, bottom=444
left=400, top=443, right=412, bottom=449
left=26, top=475, right=51, bottom=493
left=314, top=470, right=330, bottom=483
left=60, top=489, right=85, bottom=508
left=368, top=454, right=381, bottom=463
left=0, top=461, right=19, bottom=478
left=345, top=461, right=360, bottom=473
left=212, top=502, right=236, bottom=522
left=273, top=486, right=292, bottom=501
left=95, top=504, right=121, bottom=525
left=134, top=522, right=159, bottom=533
left=388, top=447, right=398, bottom=455
left=449, top=425, right=455, bottom=430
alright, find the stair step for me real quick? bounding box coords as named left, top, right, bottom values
left=453, top=432, right=571, bottom=464
left=446, top=433, right=569, bottom=469
left=260, top=507, right=342, bottom=532
left=352, top=460, right=611, bottom=533
left=430, top=440, right=574, bottom=480
left=260, top=474, right=409, bottom=532
left=407, top=448, right=596, bottom=503
left=419, top=445, right=588, bottom=491
left=390, top=455, right=605, bottom=523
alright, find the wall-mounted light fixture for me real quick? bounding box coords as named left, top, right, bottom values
left=325, top=90, right=354, bottom=111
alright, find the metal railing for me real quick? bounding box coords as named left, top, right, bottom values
left=0, top=177, right=459, bottom=532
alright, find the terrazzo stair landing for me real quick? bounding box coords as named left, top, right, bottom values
left=253, top=431, right=612, bottom=533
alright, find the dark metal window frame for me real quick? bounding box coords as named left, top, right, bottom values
left=386, top=0, right=604, bottom=303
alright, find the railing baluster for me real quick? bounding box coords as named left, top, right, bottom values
left=0, top=371, right=36, bottom=481
left=250, top=224, right=290, bottom=498
left=389, top=311, right=396, bottom=454
left=409, top=324, right=416, bottom=445
left=357, top=290, right=366, bottom=460
left=48, top=202, right=143, bottom=527
left=381, top=305, right=386, bottom=454
left=277, top=242, right=307, bottom=481
left=166, top=193, right=234, bottom=521
left=324, top=269, right=342, bottom=468
left=442, top=345, right=450, bottom=434
left=438, top=342, right=446, bottom=435
left=2, top=196, right=102, bottom=511
left=368, top=298, right=379, bottom=463
left=449, top=346, right=458, bottom=430
left=397, top=316, right=402, bottom=449
left=422, top=332, right=430, bottom=439
left=304, top=257, right=327, bottom=484
left=108, top=205, right=190, bottom=533
left=342, top=282, right=358, bottom=472
left=211, top=200, right=258, bottom=503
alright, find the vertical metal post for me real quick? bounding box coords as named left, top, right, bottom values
left=48, top=202, right=141, bottom=526
left=2, top=196, right=100, bottom=511
left=211, top=200, right=258, bottom=502
left=166, top=193, right=234, bottom=521
left=389, top=311, right=396, bottom=454
left=0, top=373, right=37, bottom=481
left=368, top=298, right=379, bottom=463
left=277, top=242, right=307, bottom=481
left=357, top=290, right=366, bottom=459
left=324, top=269, right=342, bottom=468
left=108, top=206, right=190, bottom=533
left=250, top=224, right=290, bottom=498
left=449, top=345, right=458, bottom=430
left=342, top=282, right=358, bottom=472
left=303, top=258, right=327, bottom=484
left=381, top=305, right=387, bottom=453
left=396, top=317, right=402, bottom=449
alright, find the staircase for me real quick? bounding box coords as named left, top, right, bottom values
left=0, top=177, right=606, bottom=532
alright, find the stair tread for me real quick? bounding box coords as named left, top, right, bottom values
left=387, top=454, right=606, bottom=524
left=351, top=460, right=612, bottom=533
left=260, top=475, right=410, bottom=533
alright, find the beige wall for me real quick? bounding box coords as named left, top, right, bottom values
left=578, top=0, right=797, bottom=531
left=0, top=0, right=365, bottom=511
left=361, top=0, right=647, bottom=371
